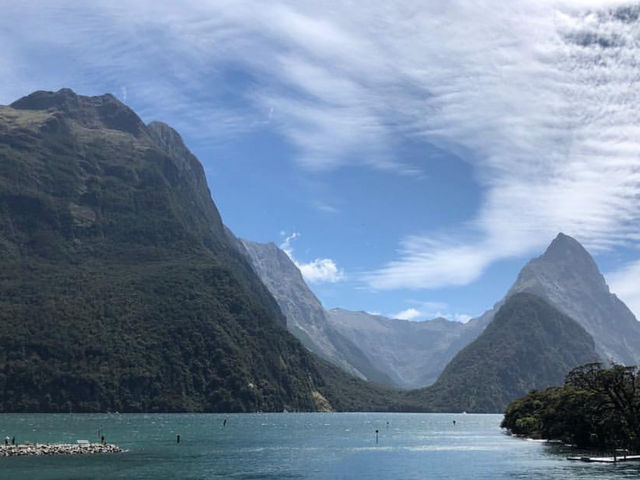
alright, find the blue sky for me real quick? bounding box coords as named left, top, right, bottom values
left=2, top=1, right=640, bottom=321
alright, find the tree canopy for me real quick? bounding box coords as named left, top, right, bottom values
left=502, top=363, right=640, bottom=451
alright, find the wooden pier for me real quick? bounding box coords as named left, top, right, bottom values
left=567, top=451, right=640, bottom=463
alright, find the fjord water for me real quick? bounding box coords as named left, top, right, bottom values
left=1, top=413, right=638, bottom=479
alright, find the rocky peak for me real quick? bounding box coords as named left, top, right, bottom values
left=511, top=232, right=609, bottom=298
left=10, top=88, right=148, bottom=137
left=539, top=233, right=604, bottom=279
left=507, top=233, right=639, bottom=365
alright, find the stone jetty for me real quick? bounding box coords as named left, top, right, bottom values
left=0, top=443, right=123, bottom=457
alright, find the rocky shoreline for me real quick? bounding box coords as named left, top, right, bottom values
left=0, top=443, right=123, bottom=457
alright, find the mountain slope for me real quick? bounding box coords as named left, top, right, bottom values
left=405, top=293, right=601, bottom=412
left=235, top=239, right=395, bottom=386
left=508, top=233, right=640, bottom=365
left=0, top=88, right=394, bottom=413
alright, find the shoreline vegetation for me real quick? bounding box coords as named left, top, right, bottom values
left=501, top=363, right=640, bottom=453
left=0, top=443, right=123, bottom=457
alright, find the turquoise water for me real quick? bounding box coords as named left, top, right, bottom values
left=0, top=413, right=638, bottom=479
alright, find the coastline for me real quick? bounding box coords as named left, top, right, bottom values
left=0, top=443, right=123, bottom=457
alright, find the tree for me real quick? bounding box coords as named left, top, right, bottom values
left=503, top=363, right=640, bottom=451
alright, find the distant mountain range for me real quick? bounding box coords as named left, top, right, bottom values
left=240, top=232, right=640, bottom=411
left=238, top=239, right=491, bottom=389
left=2, top=88, right=638, bottom=414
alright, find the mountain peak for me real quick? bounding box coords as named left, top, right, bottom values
left=508, top=232, right=640, bottom=365
left=10, top=88, right=81, bottom=110
left=513, top=233, right=605, bottom=297
left=10, top=88, right=147, bottom=137
left=542, top=233, right=592, bottom=263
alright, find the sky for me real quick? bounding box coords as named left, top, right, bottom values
left=1, top=0, right=640, bottom=322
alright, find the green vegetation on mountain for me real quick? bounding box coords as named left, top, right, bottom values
left=0, top=88, right=400, bottom=413
left=502, top=363, right=640, bottom=451
left=402, top=293, right=600, bottom=412
left=2, top=89, right=624, bottom=416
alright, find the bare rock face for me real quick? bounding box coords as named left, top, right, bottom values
left=236, top=238, right=395, bottom=386
left=508, top=233, right=640, bottom=365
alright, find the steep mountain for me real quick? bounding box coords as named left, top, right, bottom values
left=507, top=233, right=640, bottom=365
left=234, top=239, right=395, bottom=386
left=405, top=293, right=601, bottom=412
left=0, top=88, right=396, bottom=413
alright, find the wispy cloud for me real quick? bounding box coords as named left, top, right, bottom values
left=313, top=201, right=340, bottom=215
left=280, top=232, right=345, bottom=283
left=356, top=1, right=640, bottom=289
left=2, top=1, right=640, bottom=292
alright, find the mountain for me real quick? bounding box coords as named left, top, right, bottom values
left=234, top=239, right=395, bottom=386
left=326, top=309, right=484, bottom=388
left=0, top=88, right=398, bottom=413
left=400, top=233, right=640, bottom=412
left=507, top=233, right=640, bottom=365
left=235, top=238, right=492, bottom=389
left=404, top=293, right=601, bottom=412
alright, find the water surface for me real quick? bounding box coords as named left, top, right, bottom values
left=1, top=413, right=638, bottom=479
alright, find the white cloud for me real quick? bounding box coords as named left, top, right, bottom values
left=280, top=232, right=345, bottom=284
left=298, top=258, right=345, bottom=284
left=392, top=308, right=422, bottom=321
left=366, top=235, right=497, bottom=290
left=3, top=1, right=640, bottom=290
left=606, top=260, right=640, bottom=319
left=451, top=313, right=473, bottom=324
left=391, top=300, right=473, bottom=322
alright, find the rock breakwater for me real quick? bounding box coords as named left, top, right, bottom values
left=0, top=443, right=123, bottom=457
